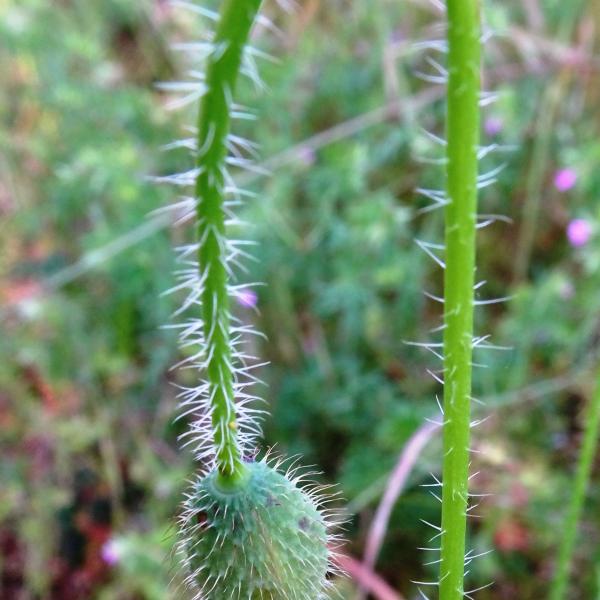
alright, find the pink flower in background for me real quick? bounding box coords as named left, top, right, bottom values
left=554, top=168, right=577, bottom=192
left=567, top=219, right=592, bottom=247
left=101, top=539, right=123, bottom=566
left=236, top=289, right=257, bottom=308
left=484, top=116, right=503, bottom=136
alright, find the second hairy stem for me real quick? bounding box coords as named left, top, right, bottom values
left=195, top=0, right=262, bottom=485
left=439, top=1, right=481, bottom=598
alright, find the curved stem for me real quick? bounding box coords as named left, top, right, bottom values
left=195, top=0, right=262, bottom=483
left=551, top=376, right=600, bottom=600
left=439, top=1, right=481, bottom=598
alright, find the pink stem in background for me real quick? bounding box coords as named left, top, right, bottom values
left=358, top=421, right=440, bottom=599
left=335, top=553, right=405, bottom=600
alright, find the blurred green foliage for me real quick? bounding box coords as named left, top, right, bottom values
left=1, top=0, right=599, bottom=598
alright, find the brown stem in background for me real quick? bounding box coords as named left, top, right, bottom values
left=357, top=422, right=440, bottom=600
left=335, top=553, right=406, bottom=600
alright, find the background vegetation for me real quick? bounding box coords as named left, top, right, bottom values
left=1, top=0, right=599, bottom=598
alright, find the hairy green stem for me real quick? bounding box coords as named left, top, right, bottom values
left=551, top=375, right=600, bottom=600
left=439, top=1, right=481, bottom=598
left=195, top=0, right=262, bottom=485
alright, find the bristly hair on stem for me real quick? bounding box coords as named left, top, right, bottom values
left=439, top=1, right=481, bottom=598
left=159, top=0, right=266, bottom=488
left=192, top=0, right=264, bottom=487
left=158, top=1, right=342, bottom=597
left=399, top=1, right=496, bottom=597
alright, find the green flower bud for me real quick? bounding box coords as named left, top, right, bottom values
left=180, top=460, right=330, bottom=599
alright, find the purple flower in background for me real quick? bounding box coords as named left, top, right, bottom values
left=554, top=168, right=577, bottom=192
left=567, top=219, right=592, bottom=247
left=236, top=289, right=257, bottom=309
left=101, top=539, right=123, bottom=566
left=484, top=116, right=503, bottom=136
